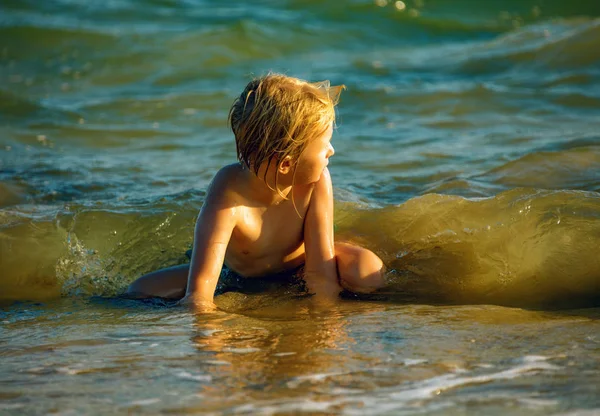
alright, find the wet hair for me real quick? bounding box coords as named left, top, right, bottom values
left=228, top=73, right=344, bottom=182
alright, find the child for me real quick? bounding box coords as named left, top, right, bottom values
left=126, top=74, right=385, bottom=309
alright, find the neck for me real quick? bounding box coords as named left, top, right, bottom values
left=242, top=162, right=293, bottom=205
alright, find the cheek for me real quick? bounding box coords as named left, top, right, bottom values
left=310, top=154, right=328, bottom=171
left=293, top=158, right=323, bottom=183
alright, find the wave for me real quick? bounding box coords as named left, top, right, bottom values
left=335, top=188, right=600, bottom=309
left=0, top=25, right=117, bottom=60
left=479, top=146, right=600, bottom=191
left=0, top=90, right=80, bottom=125
left=457, top=18, right=600, bottom=75
left=1, top=188, right=599, bottom=309
left=427, top=145, right=600, bottom=195
left=344, top=17, right=600, bottom=85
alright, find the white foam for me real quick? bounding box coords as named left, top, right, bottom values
left=234, top=398, right=346, bottom=415
left=200, top=329, right=222, bottom=336
left=0, top=404, right=26, bottom=410
left=389, top=361, right=560, bottom=401
left=403, top=358, right=428, bottom=366
left=175, top=370, right=212, bottom=382
left=518, top=397, right=558, bottom=407
left=204, top=359, right=230, bottom=366
left=127, top=398, right=161, bottom=406
left=223, top=347, right=261, bottom=353
left=342, top=361, right=562, bottom=415
left=522, top=355, right=550, bottom=363
left=287, top=371, right=350, bottom=388
left=56, top=365, right=89, bottom=375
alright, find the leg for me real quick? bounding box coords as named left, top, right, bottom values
left=335, top=242, right=386, bottom=293
left=126, top=264, right=189, bottom=299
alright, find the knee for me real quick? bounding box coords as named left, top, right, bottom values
left=336, top=243, right=385, bottom=293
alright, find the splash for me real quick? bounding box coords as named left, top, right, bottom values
left=0, top=205, right=195, bottom=303
left=1, top=188, right=599, bottom=308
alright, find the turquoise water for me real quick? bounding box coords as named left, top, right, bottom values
left=1, top=0, right=600, bottom=413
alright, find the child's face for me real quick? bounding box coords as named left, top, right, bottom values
left=294, top=123, right=335, bottom=184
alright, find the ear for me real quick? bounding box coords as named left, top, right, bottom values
left=278, top=155, right=295, bottom=175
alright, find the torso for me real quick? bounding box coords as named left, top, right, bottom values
left=219, top=164, right=315, bottom=277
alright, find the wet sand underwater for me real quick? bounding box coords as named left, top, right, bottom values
left=2, top=0, right=600, bottom=413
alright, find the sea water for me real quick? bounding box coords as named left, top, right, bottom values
left=1, top=0, right=600, bottom=413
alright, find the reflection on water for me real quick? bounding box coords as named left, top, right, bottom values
left=189, top=299, right=355, bottom=412
left=1, top=298, right=599, bottom=414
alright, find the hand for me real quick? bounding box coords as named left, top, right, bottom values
left=178, top=294, right=218, bottom=313
left=303, top=270, right=342, bottom=304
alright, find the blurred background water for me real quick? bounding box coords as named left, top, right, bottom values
left=1, top=0, right=600, bottom=414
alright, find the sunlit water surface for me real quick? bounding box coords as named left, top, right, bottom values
left=3, top=297, right=600, bottom=414
left=1, top=0, right=600, bottom=413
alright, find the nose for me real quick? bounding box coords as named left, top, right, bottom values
left=327, top=143, right=335, bottom=158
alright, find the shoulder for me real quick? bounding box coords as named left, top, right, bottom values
left=203, top=163, right=245, bottom=209
left=208, top=163, right=245, bottom=194
left=304, top=168, right=333, bottom=210
left=211, top=163, right=244, bottom=187
left=312, top=167, right=333, bottom=195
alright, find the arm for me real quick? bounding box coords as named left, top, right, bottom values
left=183, top=173, right=236, bottom=308
left=303, top=168, right=342, bottom=300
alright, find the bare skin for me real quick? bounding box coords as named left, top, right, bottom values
left=127, top=125, right=385, bottom=308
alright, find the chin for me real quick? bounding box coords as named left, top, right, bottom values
left=309, top=170, right=327, bottom=184
left=293, top=167, right=328, bottom=185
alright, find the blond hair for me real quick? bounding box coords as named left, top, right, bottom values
left=229, top=73, right=344, bottom=180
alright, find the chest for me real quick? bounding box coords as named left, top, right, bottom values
left=231, top=192, right=312, bottom=253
